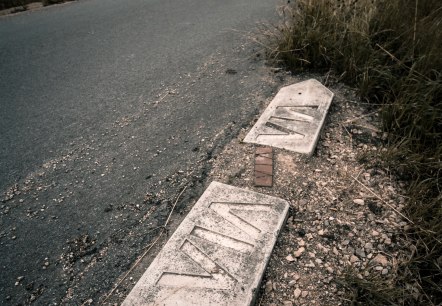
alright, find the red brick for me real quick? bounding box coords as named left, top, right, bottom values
left=256, top=153, right=272, bottom=159
left=255, top=173, right=272, bottom=187
left=255, top=164, right=272, bottom=175
left=255, top=156, right=272, bottom=165
left=254, top=146, right=273, bottom=187
left=256, top=146, right=272, bottom=154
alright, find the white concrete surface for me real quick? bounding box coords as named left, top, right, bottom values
left=244, top=79, right=334, bottom=156
left=122, top=182, right=289, bottom=306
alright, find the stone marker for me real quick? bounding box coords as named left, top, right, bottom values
left=254, top=146, right=273, bottom=187
left=122, top=182, right=289, bottom=306
left=244, top=79, right=334, bottom=156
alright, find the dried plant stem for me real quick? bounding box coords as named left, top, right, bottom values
left=342, top=111, right=378, bottom=124
left=413, top=0, right=419, bottom=57
left=376, top=43, right=430, bottom=81
left=164, top=185, right=188, bottom=227
left=351, top=175, right=413, bottom=224
left=99, top=185, right=188, bottom=305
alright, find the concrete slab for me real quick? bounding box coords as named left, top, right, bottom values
left=122, top=182, right=289, bottom=306
left=244, top=79, right=334, bottom=156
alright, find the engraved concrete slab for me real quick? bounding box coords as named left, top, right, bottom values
left=122, top=182, right=289, bottom=306
left=244, top=79, right=334, bottom=156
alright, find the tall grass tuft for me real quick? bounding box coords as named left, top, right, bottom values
left=264, top=0, right=441, bottom=304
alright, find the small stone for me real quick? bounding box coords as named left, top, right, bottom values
left=292, top=273, right=300, bottom=281
left=332, top=247, right=339, bottom=256
left=384, top=238, right=392, bottom=245
left=364, top=242, right=373, bottom=250
left=372, top=230, right=380, bottom=236
left=318, top=229, right=324, bottom=236
left=305, top=261, right=315, bottom=268
left=302, top=291, right=309, bottom=298
left=350, top=255, right=359, bottom=263
left=294, top=247, right=305, bottom=258
left=294, top=288, right=302, bottom=298
left=265, top=280, right=273, bottom=293
left=326, top=267, right=334, bottom=274
left=17, top=276, right=24, bottom=281
left=29, top=294, right=37, bottom=302
left=315, top=258, right=323, bottom=264
left=381, top=269, right=389, bottom=275
left=372, top=254, right=388, bottom=267
left=283, top=301, right=293, bottom=306
left=286, top=254, right=295, bottom=262
left=355, top=248, right=366, bottom=258
left=375, top=266, right=383, bottom=271
left=353, top=199, right=365, bottom=205
left=288, top=280, right=297, bottom=286
left=298, top=239, right=305, bottom=247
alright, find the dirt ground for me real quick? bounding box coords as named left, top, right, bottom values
left=209, top=72, right=410, bottom=305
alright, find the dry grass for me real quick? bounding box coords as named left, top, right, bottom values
left=262, top=0, right=442, bottom=304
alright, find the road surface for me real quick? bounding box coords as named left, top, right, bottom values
left=0, top=0, right=280, bottom=304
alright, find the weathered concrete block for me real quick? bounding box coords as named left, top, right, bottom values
left=122, top=182, right=289, bottom=306
left=244, top=79, right=334, bottom=156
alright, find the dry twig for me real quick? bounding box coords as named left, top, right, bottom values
left=99, top=185, right=188, bottom=305
left=351, top=175, right=413, bottom=224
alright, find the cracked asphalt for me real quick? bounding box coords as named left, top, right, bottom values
left=0, top=0, right=279, bottom=304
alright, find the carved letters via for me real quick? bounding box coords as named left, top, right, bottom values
left=122, top=182, right=290, bottom=305
left=260, top=106, right=317, bottom=138
left=244, top=79, right=334, bottom=155
left=156, top=202, right=272, bottom=290
left=157, top=239, right=236, bottom=290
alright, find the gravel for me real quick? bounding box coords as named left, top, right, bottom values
left=209, top=73, right=410, bottom=305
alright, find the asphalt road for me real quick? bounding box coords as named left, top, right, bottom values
left=0, top=0, right=280, bottom=304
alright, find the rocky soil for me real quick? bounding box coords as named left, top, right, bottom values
left=209, top=73, right=410, bottom=305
